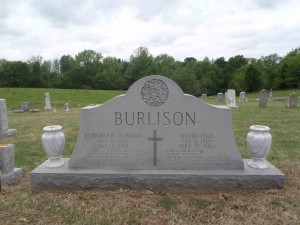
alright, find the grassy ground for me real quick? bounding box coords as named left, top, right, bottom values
left=0, top=88, right=299, bottom=224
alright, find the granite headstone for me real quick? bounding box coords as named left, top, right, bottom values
left=69, top=76, right=244, bottom=170
left=259, top=89, right=269, bottom=107
left=288, top=92, right=298, bottom=108
left=0, top=99, right=17, bottom=137
left=30, top=75, right=285, bottom=192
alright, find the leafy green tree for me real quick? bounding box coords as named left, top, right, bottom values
left=1, top=61, right=29, bottom=87
left=153, top=54, right=179, bottom=78
left=172, top=67, right=198, bottom=95
left=214, top=57, right=227, bottom=69
left=223, top=55, right=248, bottom=88
left=124, top=47, right=155, bottom=88
left=75, top=49, right=103, bottom=88
left=96, top=57, right=126, bottom=90
left=244, top=64, right=262, bottom=92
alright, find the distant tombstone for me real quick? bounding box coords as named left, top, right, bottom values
left=20, top=102, right=29, bottom=111
left=269, top=89, right=273, bottom=101
left=259, top=89, right=269, bottom=107
left=288, top=92, right=298, bottom=108
left=64, top=103, right=70, bottom=111
left=217, top=93, right=225, bottom=102
left=44, top=92, right=52, bottom=111
left=52, top=106, right=56, bottom=112
left=227, top=89, right=237, bottom=107
left=239, top=92, right=248, bottom=102
left=0, top=144, right=23, bottom=185
left=30, top=75, right=285, bottom=192
left=201, top=94, right=207, bottom=101
left=0, top=99, right=17, bottom=137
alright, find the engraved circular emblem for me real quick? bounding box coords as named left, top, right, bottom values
left=141, top=79, right=169, bottom=107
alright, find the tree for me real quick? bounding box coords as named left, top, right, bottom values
left=96, top=57, right=126, bottom=90
left=244, top=64, right=262, bottom=92
left=75, top=50, right=103, bottom=88
left=153, top=54, right=179, bottom=77
left=214, top=57, right=227, bottom=69
left=223, top=55, right=248, bottom=88
left=124, top=47, right=155, bottom=88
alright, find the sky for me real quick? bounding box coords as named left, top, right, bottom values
left=1, top=0, right=300, bottom=62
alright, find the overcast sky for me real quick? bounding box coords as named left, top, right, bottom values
left=1, top=0, right=300, bottom=62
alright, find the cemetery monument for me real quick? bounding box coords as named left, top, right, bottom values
left=287, top=92, right=298, bottom=108
left=0, top=99, right=17, bottom=137
left=44, top=92, right=52, bottom=111
left=259, top=89, right=269, bottom=107
left=30, top=75, right=285, bottom=192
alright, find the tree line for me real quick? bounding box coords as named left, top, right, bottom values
left=0, top=46, right=300, bottom=96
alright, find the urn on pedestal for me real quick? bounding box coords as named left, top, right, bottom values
left=247, top=125, right=272, bottom=169
left=41, top=125, right=65, bottom=168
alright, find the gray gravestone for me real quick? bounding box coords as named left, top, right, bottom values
left=44, top=92, right=52, bottom=111
left=239, top=92, right=247, bottom=102
left=69, top=76, right=244, bottom=170
left=217, top=93, right=224, bottom=102
left=20, top=102, right=29, bottom=111
left=201, top=94, right=207, bottom=101
left=288, top=92, right=298, bottom=108
left=226, top=89, right=237, bottom=107
left=0, top=99, right=17, bottom=137
left=0, top=144, right=23, bottom=185
left=30, top=75, right=285, bottom=192
left=259, top=89, right=269, bottom=107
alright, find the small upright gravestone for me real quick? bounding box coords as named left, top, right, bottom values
left=259, top=89, right=269, bottom=107
left=20, top=102, right=29, bottom=111
left=227, top=89, right=237, bottom=107
left=0, top=144, right=23, bottom=185
left=0, top=99, right=17, bottom=137
left=30, top=75, right=284, bottom=192
left=239, top=92, right=248, bottom=102
left=217, top=93, right=224, bottom=102
left=287, top=92, right=298, bottom=108
left=201, top=94, right=207, bottom=101
left=64, top=103, right=70, bottom=111
left=44, top=92, right=52, bottom=111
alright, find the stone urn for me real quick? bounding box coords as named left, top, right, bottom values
left=247, top=125, right=272, bottom=169
left=41, top=125, right=65, bottom=168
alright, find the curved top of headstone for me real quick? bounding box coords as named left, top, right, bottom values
left=69, top=75, right=244, bottom=170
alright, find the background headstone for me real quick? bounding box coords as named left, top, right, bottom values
left=227, top=89, right=237, bottom=107
left=0, top=144, right=23, bottom=185
left=217, top=93, right=224, bottom=102
left=288, top=92, right=298, bottom=108
left=269, top=88, right=273, bottom=101
left=259, top=89, right=269, bottom=107
left=44, top=92, right=52, bottom=111
left=64, top=103, right=70, bottom=111
left=239, top=92, right=247, bottom=102
left=201, top=94, right=207, bottom=101
left=20, top=102, right=29, bottom=111
left=0, top=99, right=17, bottom=137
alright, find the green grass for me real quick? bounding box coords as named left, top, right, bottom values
left=0, top=88, right=125, bottom=110
left=0, top=88, right=299, bottom=225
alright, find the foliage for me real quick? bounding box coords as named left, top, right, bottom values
left=1, top=46, right=300, bottom=95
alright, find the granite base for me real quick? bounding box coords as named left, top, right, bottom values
left=30, top=158, right=285, bottom=193
left=1, top=168, right=23, bottom=185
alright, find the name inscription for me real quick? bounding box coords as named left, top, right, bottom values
left=115, top=111, right=196, bottom=126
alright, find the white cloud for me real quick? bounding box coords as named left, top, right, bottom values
left=0, top=0, right=300, bottom=62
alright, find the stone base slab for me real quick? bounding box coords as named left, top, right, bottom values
left=0, top=128, right=17, bottom=137
left=1, top=168, right=23, bottom=185
left=30, top=158, right=285, bottom=193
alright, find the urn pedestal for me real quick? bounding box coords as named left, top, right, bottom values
left=247, top=125, right=272, bottom=169
left=41, top=125, right=65, bottom=168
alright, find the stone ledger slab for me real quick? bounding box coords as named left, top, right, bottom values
left=30, top=158, right=285, bottom=193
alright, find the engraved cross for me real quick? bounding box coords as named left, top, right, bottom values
left=147, top=130, right=162, bottom=166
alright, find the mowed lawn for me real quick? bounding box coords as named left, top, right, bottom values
left=0, top=88, right=299, bottom=225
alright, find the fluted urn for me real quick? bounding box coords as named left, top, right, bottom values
left=41, top=125, right=65, bottom=168
left=247, top=125, right=272, bottom=169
